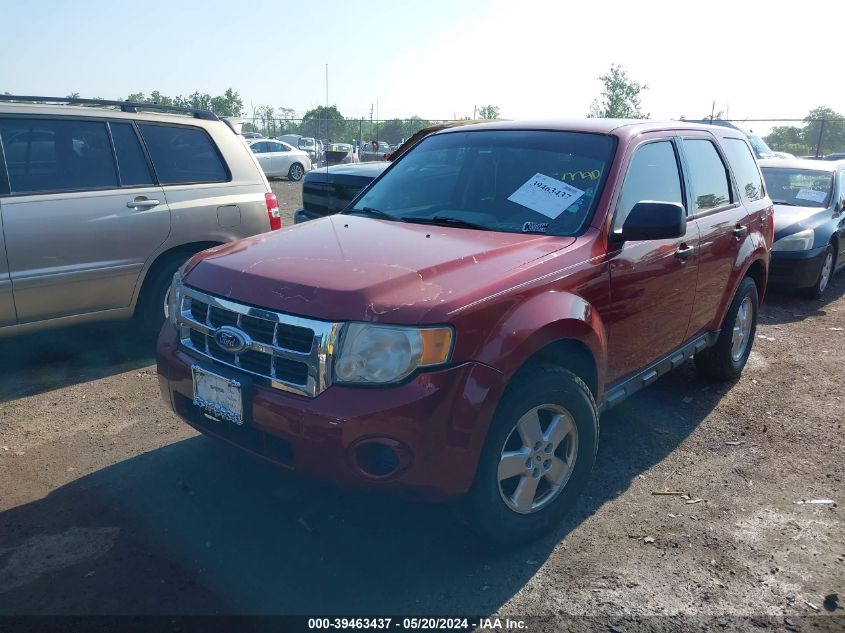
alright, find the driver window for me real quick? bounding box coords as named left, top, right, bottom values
left=614, top=141, right=683, bottom=232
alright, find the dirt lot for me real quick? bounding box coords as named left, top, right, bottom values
left=0, top=181, right=842, bottom=629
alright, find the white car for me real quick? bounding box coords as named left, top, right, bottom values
left=246, top=139, right=311, bottom=181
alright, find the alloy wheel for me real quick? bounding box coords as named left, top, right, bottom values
left=731, top=296, right=753, bottom=362
left=497, top=404, right=578, bottom=514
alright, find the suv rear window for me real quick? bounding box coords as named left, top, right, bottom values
left=722, top=138, right=764, bottom=201
left=683, top=139, right=732, bottom=212
left=0, top=118, right=118, bottom=194
left=350, top=130, right=617, bottom=236
left=138, top=123, right=228, bottom=185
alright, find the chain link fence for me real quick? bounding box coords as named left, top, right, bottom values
left=240, top=117, right=460, bottom=147
left=241, top=116, right=845, bottom=160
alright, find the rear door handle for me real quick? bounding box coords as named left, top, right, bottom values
left=675, top=244, right=695, bottom=260
left=127, top=197, right=160, bottom=209
left=733, top=224, right=748, bottom=239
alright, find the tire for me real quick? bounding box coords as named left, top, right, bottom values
left=136, top=253, right=191, bottom=340
left=454, top=364, right=599, bottom=546
left=694, top=276, right=758, bottom=381
left=288, top=163, right=305, bottom=181
left=804, top=244, right=834, bottom=300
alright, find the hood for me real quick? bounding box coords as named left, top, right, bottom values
left=184, top=215, right=577, bottom=323
left=773, top=203, right=831, bottom=240
left=307, top=162, right=389, bottom=180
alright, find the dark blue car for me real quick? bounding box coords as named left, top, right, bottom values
left=760, top=159, right=845, bottom=297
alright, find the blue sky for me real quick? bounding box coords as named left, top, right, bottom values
left=2, top=0, right=843, bottom=127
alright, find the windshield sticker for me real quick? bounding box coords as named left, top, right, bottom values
left=522, top=221, right=549, bottom=233
left=508, top=173, right=586, bottom=219
left=795, top=188, right=827, bottom=203
left=561, top=169, right=601, bottom=182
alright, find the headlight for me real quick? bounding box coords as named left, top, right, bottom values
left=333, top=323, right=453, bottom=385
left=772, top=228, right=814, bottom=251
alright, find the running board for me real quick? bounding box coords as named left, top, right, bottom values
left=599, top=331, right=719, bottom=413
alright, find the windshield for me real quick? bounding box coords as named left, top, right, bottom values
left=299, top=138, right=315, bottom=148
left=761, top=168, right=833, bottom=207
left=349, top=130, right=617, bottom=236
left=747, top=133, right=776, bottom=158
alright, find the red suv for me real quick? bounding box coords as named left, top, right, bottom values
left=157, top=120, right=772, bottom=543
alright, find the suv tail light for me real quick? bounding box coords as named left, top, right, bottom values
left=265, top=192, right=281, bottom=231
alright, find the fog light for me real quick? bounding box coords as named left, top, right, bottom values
left=352, top=439, right=410, bottom=478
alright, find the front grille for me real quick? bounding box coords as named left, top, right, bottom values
left=175, top=285, right=341, bottom=398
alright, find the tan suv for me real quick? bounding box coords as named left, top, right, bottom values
left=0, top=95, right=281, bottom=338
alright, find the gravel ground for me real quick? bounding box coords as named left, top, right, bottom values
left=0, top=181, right=842, bottom=629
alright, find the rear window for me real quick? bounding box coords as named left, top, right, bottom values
left=138, top=123, right=228, bottom=185
left=761, top=168, right=833, bottom=208
left=722, top=138, right=764, bottom=201
left=351, top=130, right=617, bottom=236
left=0, top=118, right=118, bottom=194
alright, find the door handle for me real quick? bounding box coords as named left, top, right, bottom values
left=733, top=224, right=748, bottom=239
left=675, top=243, right=695, bottom=260
left=127, top=197, right=160, bottom=209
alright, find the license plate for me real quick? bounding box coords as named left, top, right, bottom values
left=192, top=366, right=243, bottom=426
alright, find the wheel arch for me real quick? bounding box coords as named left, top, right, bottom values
left=131, top=241, right=222, bottom=312
left=473, top=290, right=608, bottom=402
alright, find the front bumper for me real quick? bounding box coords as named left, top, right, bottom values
left=156, top=323, right=505, bottom=500
left=768, top=246, right=826, bottom=289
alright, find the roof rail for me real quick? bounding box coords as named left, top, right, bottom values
left=0, top=95, right=220, bottom=121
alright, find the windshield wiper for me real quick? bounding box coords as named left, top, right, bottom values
left=348, top=207, right=405, bottom=221
left=771, top=200, right=798, bottom=206
left=403, top=216, right=492, bottom=231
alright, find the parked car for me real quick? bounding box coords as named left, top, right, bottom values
left=294, top=121, right=484, bottom=223
left=247, top=139, right=311, bottom=181
left=359, top=141, right=392, bottom=161
left=759, top=158, right=845, bottom=297
left=157, top=119, right=772, bottom=543
left=295, top=162, right=387, bottom=223
left=773, top=151, right=796, bottom=159
left=276, top=134, right=318, bottom=164
left=0, top=95, right=281, bottom=339
left=823, top=153, right=845, bottom=161
left=324, top=142, right=359, bottom=166
left=688, top=119, right=777, bottom=158
left=242, top=131, right=264, bottom=139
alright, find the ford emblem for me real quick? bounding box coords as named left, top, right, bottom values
left=213, top=326, right=250, bottom=354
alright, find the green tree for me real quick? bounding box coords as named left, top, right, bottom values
left=478, top=105, right=499, bottom=119
left=803, top=106, right=845, bottom=156
left=588, top=64, right=649, bottom=119
left=210, top=88, right=243, bottom=117
left=302, top=105, right=345, bottom=140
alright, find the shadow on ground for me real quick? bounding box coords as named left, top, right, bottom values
left=761, top=273, right=845, bottom=325
left=0, top=321, right=154, bottom=402
left=0, top=355, right=728, bottom=615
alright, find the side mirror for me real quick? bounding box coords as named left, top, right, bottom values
left=621, top=201, right=686, bottom=241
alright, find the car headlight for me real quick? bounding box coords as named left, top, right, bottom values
left=333, top=323, right=453, bottom=385
left=772, top=228, right=814, bottom=252
left=167, top=271, right=183, bottom=325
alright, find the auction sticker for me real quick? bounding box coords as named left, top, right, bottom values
left=795, top=188, right=827, bottom=203
left=508, top=173, right=585, bottom=218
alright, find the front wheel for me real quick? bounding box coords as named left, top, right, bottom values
left=136, top=254, right=190, bottom=340
left=805, top=244, right=834, bottom=299
left=454, top=364, right=598, bottom=545
left=288, top=163, right=305, bottom=181
left=695, top=276, right=758, bottom=381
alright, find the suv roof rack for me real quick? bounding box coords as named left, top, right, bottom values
left=0, top=95, right=220, bottom=121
